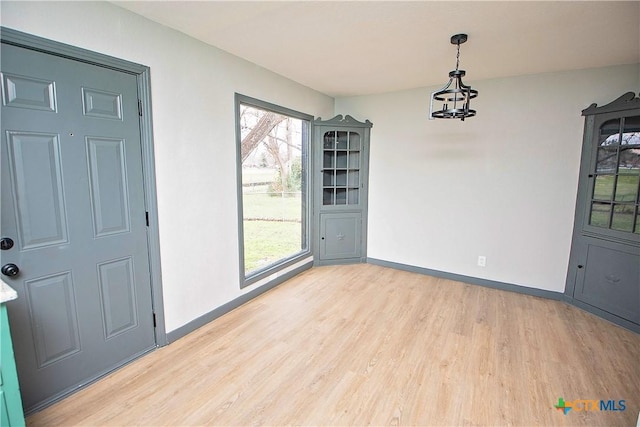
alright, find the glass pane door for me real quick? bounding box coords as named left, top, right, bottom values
left=322, top=130, right=361, bottom=206
left=588, top=116, right=640, bottom=234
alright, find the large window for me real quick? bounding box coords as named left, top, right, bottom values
left=235, top=95, right=311, bottom=286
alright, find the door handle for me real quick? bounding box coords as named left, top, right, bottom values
left=604, top=274, right=620, bottom=284
left=1, top=263, right=20, bottom=277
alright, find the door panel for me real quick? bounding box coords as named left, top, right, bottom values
left=97, top=257, right=138, bottom=339
left=86, top=137, right=131, bottom=237
left=82, top=88, right=122, bottom=120
left=575, top=241, right=640, bottom=324
left=1, top=43, right=155, bottom=412
left=1, top=72, right=57, bottom=112
left=25, top=272, right=81, bottom=368
left=320, top=213, right=361, bottom=260
left=6, top=131, right=68, bottom=248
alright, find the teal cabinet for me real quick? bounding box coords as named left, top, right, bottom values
left=1, top=289, right=25, bottom=427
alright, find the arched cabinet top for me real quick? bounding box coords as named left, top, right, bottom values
left=314, top=114, right=373, bottom=128
left=582, top=92, right=640, bottom=116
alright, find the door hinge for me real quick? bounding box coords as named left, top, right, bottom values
left=153, top=312, right=157, bottom=328
left=138, top=100, right=143, bottom=117
left=145, top=211, right=150, bottom=227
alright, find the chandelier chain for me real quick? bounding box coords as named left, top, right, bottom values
left=455, top=42, right=460, bottom=71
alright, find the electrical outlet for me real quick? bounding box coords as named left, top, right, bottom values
left=477, top=256, right=486, bottom=267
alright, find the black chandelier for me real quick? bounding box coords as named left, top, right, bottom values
left=429, top=33, right=478, bottom=121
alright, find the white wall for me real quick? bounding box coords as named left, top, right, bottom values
left=336, top=64, right=639, bottom=292
left=0, top=1, right=334, bottom=333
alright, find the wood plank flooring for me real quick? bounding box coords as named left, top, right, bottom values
left=27, top=264, right=640, bottom=426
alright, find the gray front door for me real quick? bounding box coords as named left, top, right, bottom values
left=1, top=43, right=156, bottom=412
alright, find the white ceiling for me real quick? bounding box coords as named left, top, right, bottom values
left=113, top=1, right=640, bottom=97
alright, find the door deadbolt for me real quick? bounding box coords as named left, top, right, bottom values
left=0, top=238, right=14, bottom=250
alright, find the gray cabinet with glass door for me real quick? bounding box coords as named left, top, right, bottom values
left=314, top=115, right=372, bottom=264
left=566, top=92, right=640, bottom=332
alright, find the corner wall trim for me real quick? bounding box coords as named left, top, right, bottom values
left=367, top=258, right=564, bottom=301
left=166, top=261, right=313, bottom=344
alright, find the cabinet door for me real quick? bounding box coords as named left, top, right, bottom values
left=320, top=129, right=364, bottom=209
left=574, top=241, right=640, bottom=324
left=582, top=115, right=640, bottom=239
left=320, top=213, right=361, bottom=260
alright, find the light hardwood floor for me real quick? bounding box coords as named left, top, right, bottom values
left=28, top=264, right=639, bottom=426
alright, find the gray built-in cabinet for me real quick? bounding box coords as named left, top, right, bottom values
left=566, top=92, right=640, bottom=332
left=314, top=115, right=372, bottom=264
